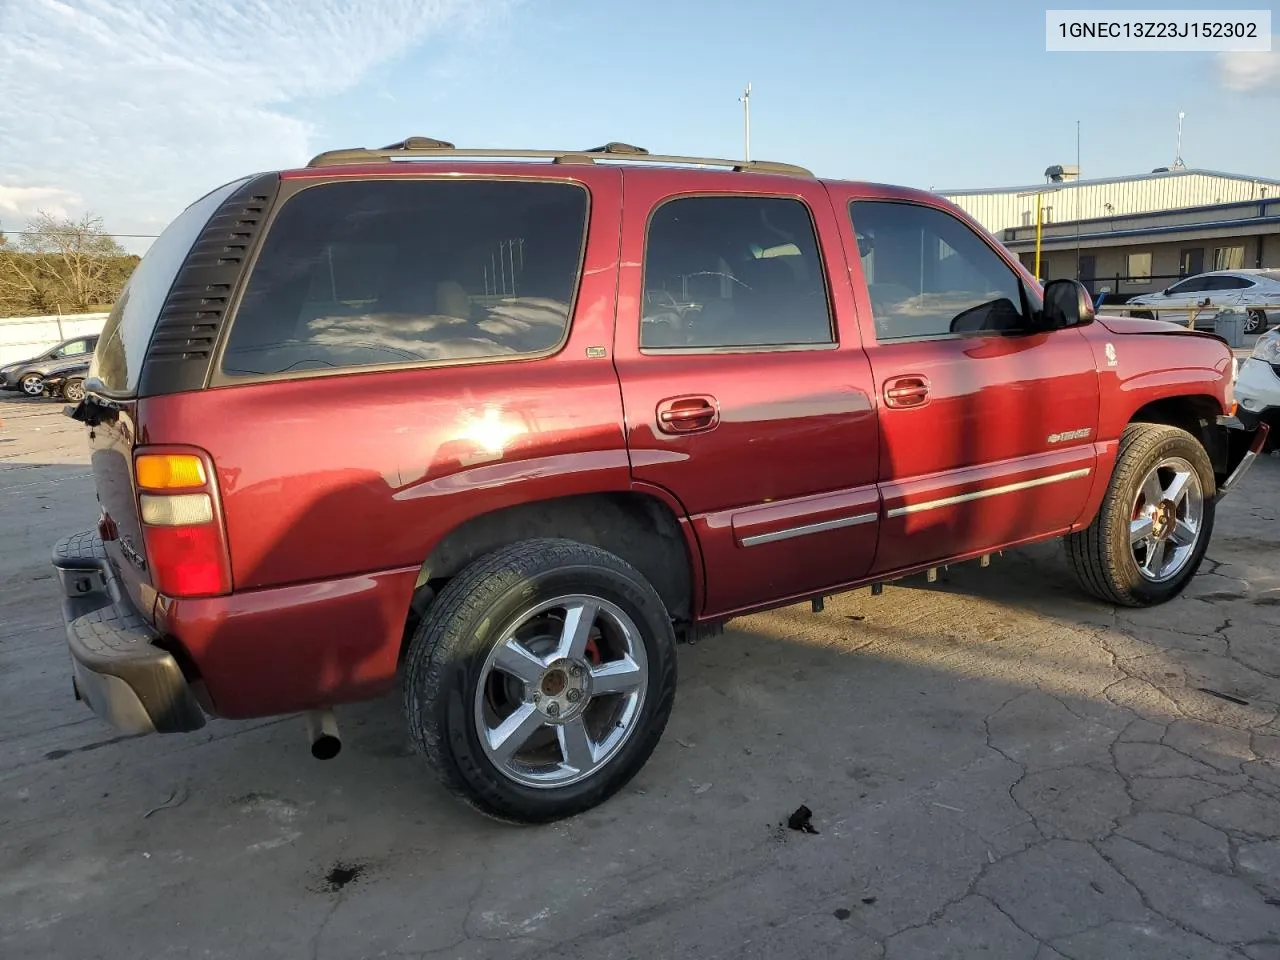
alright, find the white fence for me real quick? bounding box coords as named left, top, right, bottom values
left=0, top=313, right=109, bottom=366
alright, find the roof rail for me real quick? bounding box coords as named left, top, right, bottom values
left=305, top=137, right=813, bottom=178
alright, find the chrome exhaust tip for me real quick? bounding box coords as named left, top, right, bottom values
left=305, top=709, right=341, bottom=760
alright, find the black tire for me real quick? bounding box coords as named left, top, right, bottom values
left=1246, top=309, right=1267, bottom=335
left=1132, top=309, right=1156, bottom=321
left=19, top=373, right=44, bottom=397
left=62, top=378, right=85, bottom=402
left=1066, top=423, right=1216, bottom=607
left=402, top=538, right=677, bottom=823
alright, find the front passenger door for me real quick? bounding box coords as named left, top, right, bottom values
left=838, top=196, right=1101, bottom=574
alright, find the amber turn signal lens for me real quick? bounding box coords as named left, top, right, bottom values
left=136, top=454, right=206, bottom=490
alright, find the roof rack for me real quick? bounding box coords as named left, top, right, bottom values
left=305, top=137, right=813, bottom=178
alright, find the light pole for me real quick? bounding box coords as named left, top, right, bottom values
left=1017, top=185, right=1062, bottom=282
left=739, top=82, right=752, bottom=161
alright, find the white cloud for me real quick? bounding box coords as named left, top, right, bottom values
left=1217, top=40, right=1280, bottom=93
left=0, top=184, right=82, bottom=221
left=0, top=0, right=506, bottom=247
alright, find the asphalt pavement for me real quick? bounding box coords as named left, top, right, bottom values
left=2, top=393, right=1279, bottom=960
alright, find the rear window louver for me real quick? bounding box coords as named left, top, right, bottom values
left=139, top=173, right=281, bottom=396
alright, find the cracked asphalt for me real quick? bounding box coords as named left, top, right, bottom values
left=2, top=393, right=1279, bottom=959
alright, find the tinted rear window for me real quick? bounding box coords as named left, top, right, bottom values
left=221, top=179, right=589, bottom=377
left=92, top=178, right=250, bottom=394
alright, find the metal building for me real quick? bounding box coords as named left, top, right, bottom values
left=940, top=168, right=1279, bottom=235
left=939, top=168, right=1280, bottom=297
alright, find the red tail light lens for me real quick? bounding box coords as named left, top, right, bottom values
left=133, top=446, right=232, bottom=598
left=142, top=524, right=232, bottom=598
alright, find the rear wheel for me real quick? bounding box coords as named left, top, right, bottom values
left=1066, top=424, right=1215, bottom=607
left=19, top=374, right=43, bottom=397
left=1246, top=309, right=1267, bottom=335
left=62, top=378, right=85, bottom=402
left=403, top=538, right=677, bottom=822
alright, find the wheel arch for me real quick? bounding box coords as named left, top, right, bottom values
left=1126, top=393, right=1230, bottom=482
left=404, top=490, right=701, bottom=651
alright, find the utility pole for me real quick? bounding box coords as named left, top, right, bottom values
left=1174, top=110, right=1185, bottom=169
left=739, top=82, right=752, bottom=162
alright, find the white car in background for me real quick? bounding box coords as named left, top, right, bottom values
left=1235, top=326, right=1280, bottom=451
left=1127, top=269, right=1280, bottom=335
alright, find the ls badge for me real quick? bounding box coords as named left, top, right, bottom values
left=1104, top=342, right=1118, bottom=367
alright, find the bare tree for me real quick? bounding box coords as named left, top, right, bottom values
left=12, top=212, right=126, bottom=311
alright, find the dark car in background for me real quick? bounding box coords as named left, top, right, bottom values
left=0, top=334, right=100, bottom=397
left=41, top=357, right=91, bottom=402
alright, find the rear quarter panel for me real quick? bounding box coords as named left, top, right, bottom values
left=142, top=166, right=635, bottom=717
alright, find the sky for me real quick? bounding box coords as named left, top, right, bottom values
left=0, top=0, right=1278, bottom=253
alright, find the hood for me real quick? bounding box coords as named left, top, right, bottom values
left=1094, top=314, right=1205, bottom=337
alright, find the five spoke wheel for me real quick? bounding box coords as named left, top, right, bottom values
left=1130, top=456, right=1203, bottom=583
left=475, top=595, right=648, bottom=789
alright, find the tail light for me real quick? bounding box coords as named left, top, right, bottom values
left=134, top=449, right=232, bottom=598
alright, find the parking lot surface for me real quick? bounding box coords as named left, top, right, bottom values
left=2, top=393, right=1279, bottom=960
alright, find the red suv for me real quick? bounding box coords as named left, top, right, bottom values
left=54, top=139, right=1268, bottom=822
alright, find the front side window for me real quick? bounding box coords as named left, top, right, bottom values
left=222, top=179, right=588, bottom=376
left=848, top=200, right=1026, bottom=340
left=640, top=195, right=832, bottom=349
left=1166, top=276, right=1207, bottom=295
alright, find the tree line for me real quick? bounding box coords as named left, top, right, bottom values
left=0, top=212, right=139, bottom=317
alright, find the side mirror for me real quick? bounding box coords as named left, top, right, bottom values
left=1042, top=279, right=1096, bottom=330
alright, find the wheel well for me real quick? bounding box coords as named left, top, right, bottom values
left=405, top=492, right=695, bottom=643
left=1128, top=395, right=1228, bottom=479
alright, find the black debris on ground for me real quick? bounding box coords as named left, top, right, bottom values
left=787, top=804, right=819, bottom=834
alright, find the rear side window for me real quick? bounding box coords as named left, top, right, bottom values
left=641, top=195, right=832, bottom=349
left=221, top=179, right=589, bottom=377
left=93, top=178, right=250, bottom=394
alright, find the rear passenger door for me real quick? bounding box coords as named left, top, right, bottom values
left=833, top=192, right=1101, bottom=574
left=613, top=171, right=880, bottom=618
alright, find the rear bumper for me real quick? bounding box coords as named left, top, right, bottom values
left=52, top=530, right=206, bottom=735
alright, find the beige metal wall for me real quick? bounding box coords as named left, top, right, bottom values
left=1020, top=234, right=1280, bottom=294
left=946, top=172, right=1277, bottom=234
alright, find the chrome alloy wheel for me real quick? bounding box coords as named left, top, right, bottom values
left=1130, top=456, right=1204, bottom=583
left=20, top=374, right=44, bottom=397
left=474, top=595, right=649, bottom=789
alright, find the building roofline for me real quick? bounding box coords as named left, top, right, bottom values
left=1004, top=196, right=1280, bottom=236
left=938, top=168, right=1280, bottom=197
left=1003, top=213, right=1280, bottom=249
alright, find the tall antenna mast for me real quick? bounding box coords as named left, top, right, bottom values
left=1174, top=110, right=1186, bottom=169
left=739, top=82, right=752, bottom=162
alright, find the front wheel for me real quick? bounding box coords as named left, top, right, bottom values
left=1246, top=309, right=1267, bottom=335
left=403, top=538, right=677, bottom=822
left=19, top=374, right=44, bottom=397
left=1066, top=424, right=1215, bottom=607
